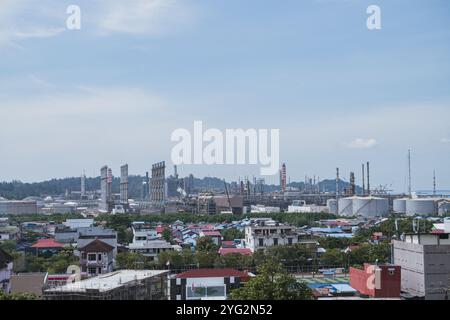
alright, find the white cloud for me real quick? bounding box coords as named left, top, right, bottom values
left=95, top=0, right=194, bottom=35
left=441, top=138, right=450, bottom=143
left=345, top=138, right=378, bottom=149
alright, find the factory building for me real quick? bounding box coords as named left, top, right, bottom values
left=0, top=200, right=38, bottom=215
left=151, top=162, right=166, bottom=207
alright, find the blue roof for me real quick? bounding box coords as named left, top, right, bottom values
left=309, top=227, right=343, bottom=233
left=330, top=284, right=357, bottom=293
left=326, top=233, right=354, bottom=238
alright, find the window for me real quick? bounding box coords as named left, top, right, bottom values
left=439, top=234, right=449, bottom=240
left=187, top=286, right=226, bottom=299
left=98, top=254, right=102, bottom=261
left=88, top=254, right=96, bottom=261
left=288, top=238, right=293, bottom=245
left=88, top=267, right=96, bottom=274
left=273, top=238, right=278, bottom=246
left=81, top=253, right=87, bottom=260
left=259, top=238, right=264, bottom=247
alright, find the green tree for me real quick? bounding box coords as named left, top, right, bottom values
left=196, top=237, right=219, bottom=252
left=221, top=229, right=244, bottom=241
left=162, top=228, right=172, bottom=243
left=0, top=291, right=38, bottom=300
left=116, top=252, right=146, bottom=270
left=231, top=260, right=313, bottom=300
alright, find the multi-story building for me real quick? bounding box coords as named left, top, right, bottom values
left=77, top=227, right=117, bottom=256
left=393, top=230, right=450, bottom=300
left=79, top=239, right=114, bottom=278
left=244, top=219, right=299, bottom=252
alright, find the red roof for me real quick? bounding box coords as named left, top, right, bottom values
left=32, top=238, right=64, bottom=249
left=156, top=226, right=166, bottom=234
left=176, top=268, right=250, bottom=279
left=221, top=241, right=236, bottom=248
left=219, top=248, right=252, bottom=256
left=431, top=229, right=445, bottom=234
left=201, top=231, right=221, bottom=237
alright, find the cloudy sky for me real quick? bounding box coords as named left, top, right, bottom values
left=0, top=0, right=449, bottom=192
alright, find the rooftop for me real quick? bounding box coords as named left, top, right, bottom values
left=31, top=238, right=65, bottom=249
left=45, top=270, right=169, bottom=293
left=176, top=268, right=250, bottom=279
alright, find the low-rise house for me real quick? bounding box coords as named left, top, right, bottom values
left=79, top=239, right=114, bottom=278
left=77, top=227, right=118, bottom=257
left=127, top=240, right=174, bottom=262
left=31, top=238, right=65, bottom=256
left=169, top=268, right=252, bottom=300
left=0, top=225, right=20, bottom=242
left=0, top=248, right=14, bottom=293
left=199, top=231, right=222, bottom=247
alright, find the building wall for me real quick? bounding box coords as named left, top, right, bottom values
left=349, top=265, right=401, bottom=298
left=170, top=276, right=243, bottom=300
left=0, top=201, right=38, bottom=215
left=393, top=239, right=450, bottom=300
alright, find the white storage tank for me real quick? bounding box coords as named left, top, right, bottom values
left=438, top=201, right=450, bottom=216
left=327, top=199, right=338, bottom=214
left=405, top=199, right=437, bottom=216
left=352, top=196, right=389, bottom=217
left=393, top=198, right=408, bottom=214
left=338, top=197, right=355, bottom=216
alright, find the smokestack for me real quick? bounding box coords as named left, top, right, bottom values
left=336, top=168, right=340, bottom=199
left=366, top=161, right=370, bottom=196
left=433, top=170, right=436, bottom=196
left=350, top=172, right=355, bottom=196
left=408, top=149, right=412, bottom=197
left=362, top=163, right=365, bottom=196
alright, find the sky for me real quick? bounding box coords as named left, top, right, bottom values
left=0, top=0, right=449, bottom=193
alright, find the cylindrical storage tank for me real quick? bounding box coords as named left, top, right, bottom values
left=327, top=199, right=338, bottom=214
left=405, top=199, right=437, bottom=216
left=338, top=197, right=354, bottom=216
left=352, top=197, right=389, bottom=217
left=393, top=198, right=408, bottom=214
left=438, top=201, right=450, bottom=216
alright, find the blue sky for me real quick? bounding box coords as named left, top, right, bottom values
left=0, top=0, right=449, bottom=192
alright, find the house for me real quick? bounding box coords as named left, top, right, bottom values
left=350, top=264, right=401, bottom=298
left=199, top=231, right=222, bottom=247
left=79, top=239, right=114, bottom=278
left=127, top=240, right=174, bottom=262
left=244, top=219, right=299, bottom=252
left=44, top=270, right=169, bottom=300
left=218, top=248, right=252, bottom=256
left=169, top=268, right=252, bottom=300
left=31, top=238, right=65, bottom=256
left=0, top=226, right=20, bottom=242
left=0, top=248, right=14, bottom=293
left=77, top=227, right=118, bottom=257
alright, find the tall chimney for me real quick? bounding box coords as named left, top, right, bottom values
left=366, top=161, right=370, bottom=196
left=362, top=163, right=365, bottom=196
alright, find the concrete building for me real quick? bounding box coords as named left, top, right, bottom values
left=44, top=270, right=169, bottom=300
left=127, top=240, right=174, bottom=262
left=10, top=273, right=48, bottom=298
left=169, top=268, right=251, bottom=300
left=77, top=227, right=118, bottom=256
left=79, top=239, right=114, bottom=278
left=0, top=225, right=20, bottom=242
left=393, top=227, right=450, bottom=300
left=99, top=165, right=109, bottom=212
left=0, top=200, right=38, bottom=215
left=244, top=219, right=299, bottom=253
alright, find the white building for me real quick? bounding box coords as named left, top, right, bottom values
left=63, top=219, right=93, bottom=229
left=127, top=240, right=174, bottom=262
left=393, top=224, right=450, bottom=300
left=244, top=219, right=299, bottom=252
